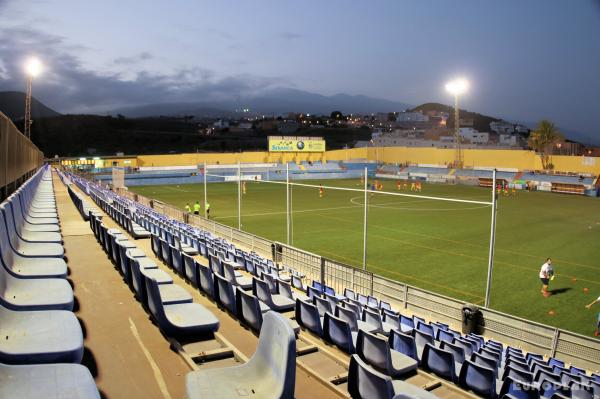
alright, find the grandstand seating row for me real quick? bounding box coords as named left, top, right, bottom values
left=0, top=167, right=100, bottom=398
left=65, top=169, right=600, bottom=398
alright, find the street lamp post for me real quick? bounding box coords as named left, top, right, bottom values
left=445, top=78, right=469, bottom=169
left=24, top=58, right=42, bottom=140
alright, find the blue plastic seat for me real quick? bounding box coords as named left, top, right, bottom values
left=458, top=359, right=497, bottom=398
left=0, top=210, right=63, bottom=258
left=185, top=312, right=296, bottom=399
left=498, top=377, right=540, bottom=399
left=323, top=312, right=355, bottom=353
left=440, top=341, right=466, bottom=364
left=0, top=362, right=100, bottom=399
left=0, top=265, right=73, bottom=311
left=169, top=246, right=184, bottom=276
left=182, top=253, right=199, bottom=287
left=236, top=288, right=264, bottom=332
left=348, top=354, right=437, bottom=399
left=253, top=278, right=294, bottom=312
left=144, top=275, right=219, bottom=337
left=295, top=299, right=323, bottom=337
left=363, top=308, right=394, bottom=335
left=454, top=338, right=476, bottom=358
left=437, top=329, right=456, bottom=344
left=313, top=296, right=332, bottom=318
left=502, top=364, right=535, bottom=384
left=421, top=343, right=459, bottom=383
left=198, top=263, right=214, bottom=298
left=538, top=377, right=571, bottom=399
left=416, top=321, right=434, bottom=337
left=223, top=261, right=252, bottom=290
left=214, top=273, right=238, bottom=315
left=0, top=304, right=83, bottom=364
left=569, top=382, right=593, bottom=399
left=389, top=329, right=418, bottom=362
left=414, top=329, right=434, bottom=362
left=356, top=329, right=417, bottom=378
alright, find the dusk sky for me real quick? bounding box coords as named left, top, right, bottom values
left=1, top=0, right=599, bottom=140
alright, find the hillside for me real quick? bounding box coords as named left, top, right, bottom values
left=112, top=88, right=412, bottom=118
left=412, top=102, right=500, bottom=132
left=0, top=91, right=61, bottom=119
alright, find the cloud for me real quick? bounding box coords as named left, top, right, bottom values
left=0, top=26, right=283, bottom=113
left=113, top=51, right=154, bottom=65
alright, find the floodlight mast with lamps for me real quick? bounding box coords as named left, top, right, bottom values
left=24, top=58, right=42, bottom=140
left=445, top=78, right=468, bottom=168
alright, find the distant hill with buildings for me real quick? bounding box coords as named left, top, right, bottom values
left=411, top=102, right=500, bottom=133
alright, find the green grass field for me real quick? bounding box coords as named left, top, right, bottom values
left=129, top=179, right=600, bottom=337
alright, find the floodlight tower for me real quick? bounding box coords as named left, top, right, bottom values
left=445, top=78, right=468, bottom=168
left=24, top=58, right=42, bottom=140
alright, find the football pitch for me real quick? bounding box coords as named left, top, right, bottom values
left=129, top=179, right=600, bottom=337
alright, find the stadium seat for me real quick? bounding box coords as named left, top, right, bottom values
left=440, top=341, right=466, bottom=364
left=569, top=382, right=594, bottom=399
left=323, top=312, right=356, bottom=353
left=169, top=246, right=184, bottom=276
left=458, top=358, right=497, bottom=398
left=0, top=304, right=83, bottom=364
left=356, top=329, right=417, bottom=378
left=437, top=329, right=457, bottom=344
left=2, top=204, right=61, bottom=243
left=363, top=308, right=394, bottom=335
left=295, top=299, right=323, bottom=337
left=313, top=295, right=333, bottom=318
left=253, top=278, right=294, bottom=312
left=453, top=338, right=475, bottom=358
left=185, top=312, right=296, bottom=399
left=502, top=365, right=535, bottom=384
left=0, top=362, right=100, bottom=399
left=538, top=377, right=571, bottom=399
left=389, top=329, right=419, bottom=362
left=144, top=275, right=219, bottom=337
left=344, top=288, right=356, bottom=300
left=277, top=279, right=309, bottom=302
left=0, top=208, right=64, bottom=258
left=0, top=265, right=73, bottom=311
left=223, top=261, right=252, bottom=290
left=347, top=354, right=437, bottom=399
left=420, top=343, right=459, bottom=383
left=335, top=305, right=377, bottom=335
left=414, top=329, right=435, bottom=362
left=236, top=288, right=266, bottom=332
left=214, top=273, right=238, bottom=315
left=182, top=253, right=198, bottom=287
left=198, top=263, right=215, bottom=298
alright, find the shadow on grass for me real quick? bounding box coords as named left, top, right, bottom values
left=549, top=287, right=572, bottom=295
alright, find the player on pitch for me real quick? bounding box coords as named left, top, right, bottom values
left=539, top=258, right=554, bottom=296
left=585, top=295, right=600, bottom=336
left=319, top=184, right=324, bottom=198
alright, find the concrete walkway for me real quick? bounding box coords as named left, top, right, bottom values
left=54, top=174, right=189, bottom=399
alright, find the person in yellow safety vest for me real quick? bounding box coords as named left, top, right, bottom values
left=184, top=203, right=191, bottom=213
left=242, top=181, right=247, bottom=195
left=193, top=201, right=201, bottom=215
left=205, top=202, right=210, bottom=219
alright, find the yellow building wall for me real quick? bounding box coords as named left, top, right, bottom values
left=131, top=147, right=600, bottom=175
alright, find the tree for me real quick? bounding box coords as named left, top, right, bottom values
left=528, top=120, right=563, bottom=169
left=330, top=110, right=343, bottom=119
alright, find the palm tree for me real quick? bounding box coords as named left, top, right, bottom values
left=528, top=120, right=563, bottom=169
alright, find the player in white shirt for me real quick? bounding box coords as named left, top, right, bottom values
left=585, top=295, right=600, bottom=337
left=539, top=258, right=554, bottom=295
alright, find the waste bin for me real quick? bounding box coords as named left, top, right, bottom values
left=461, top=304, right=482, bottom=335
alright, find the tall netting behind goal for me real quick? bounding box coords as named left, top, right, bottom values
left=112, top=167, right=125, bottom=189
